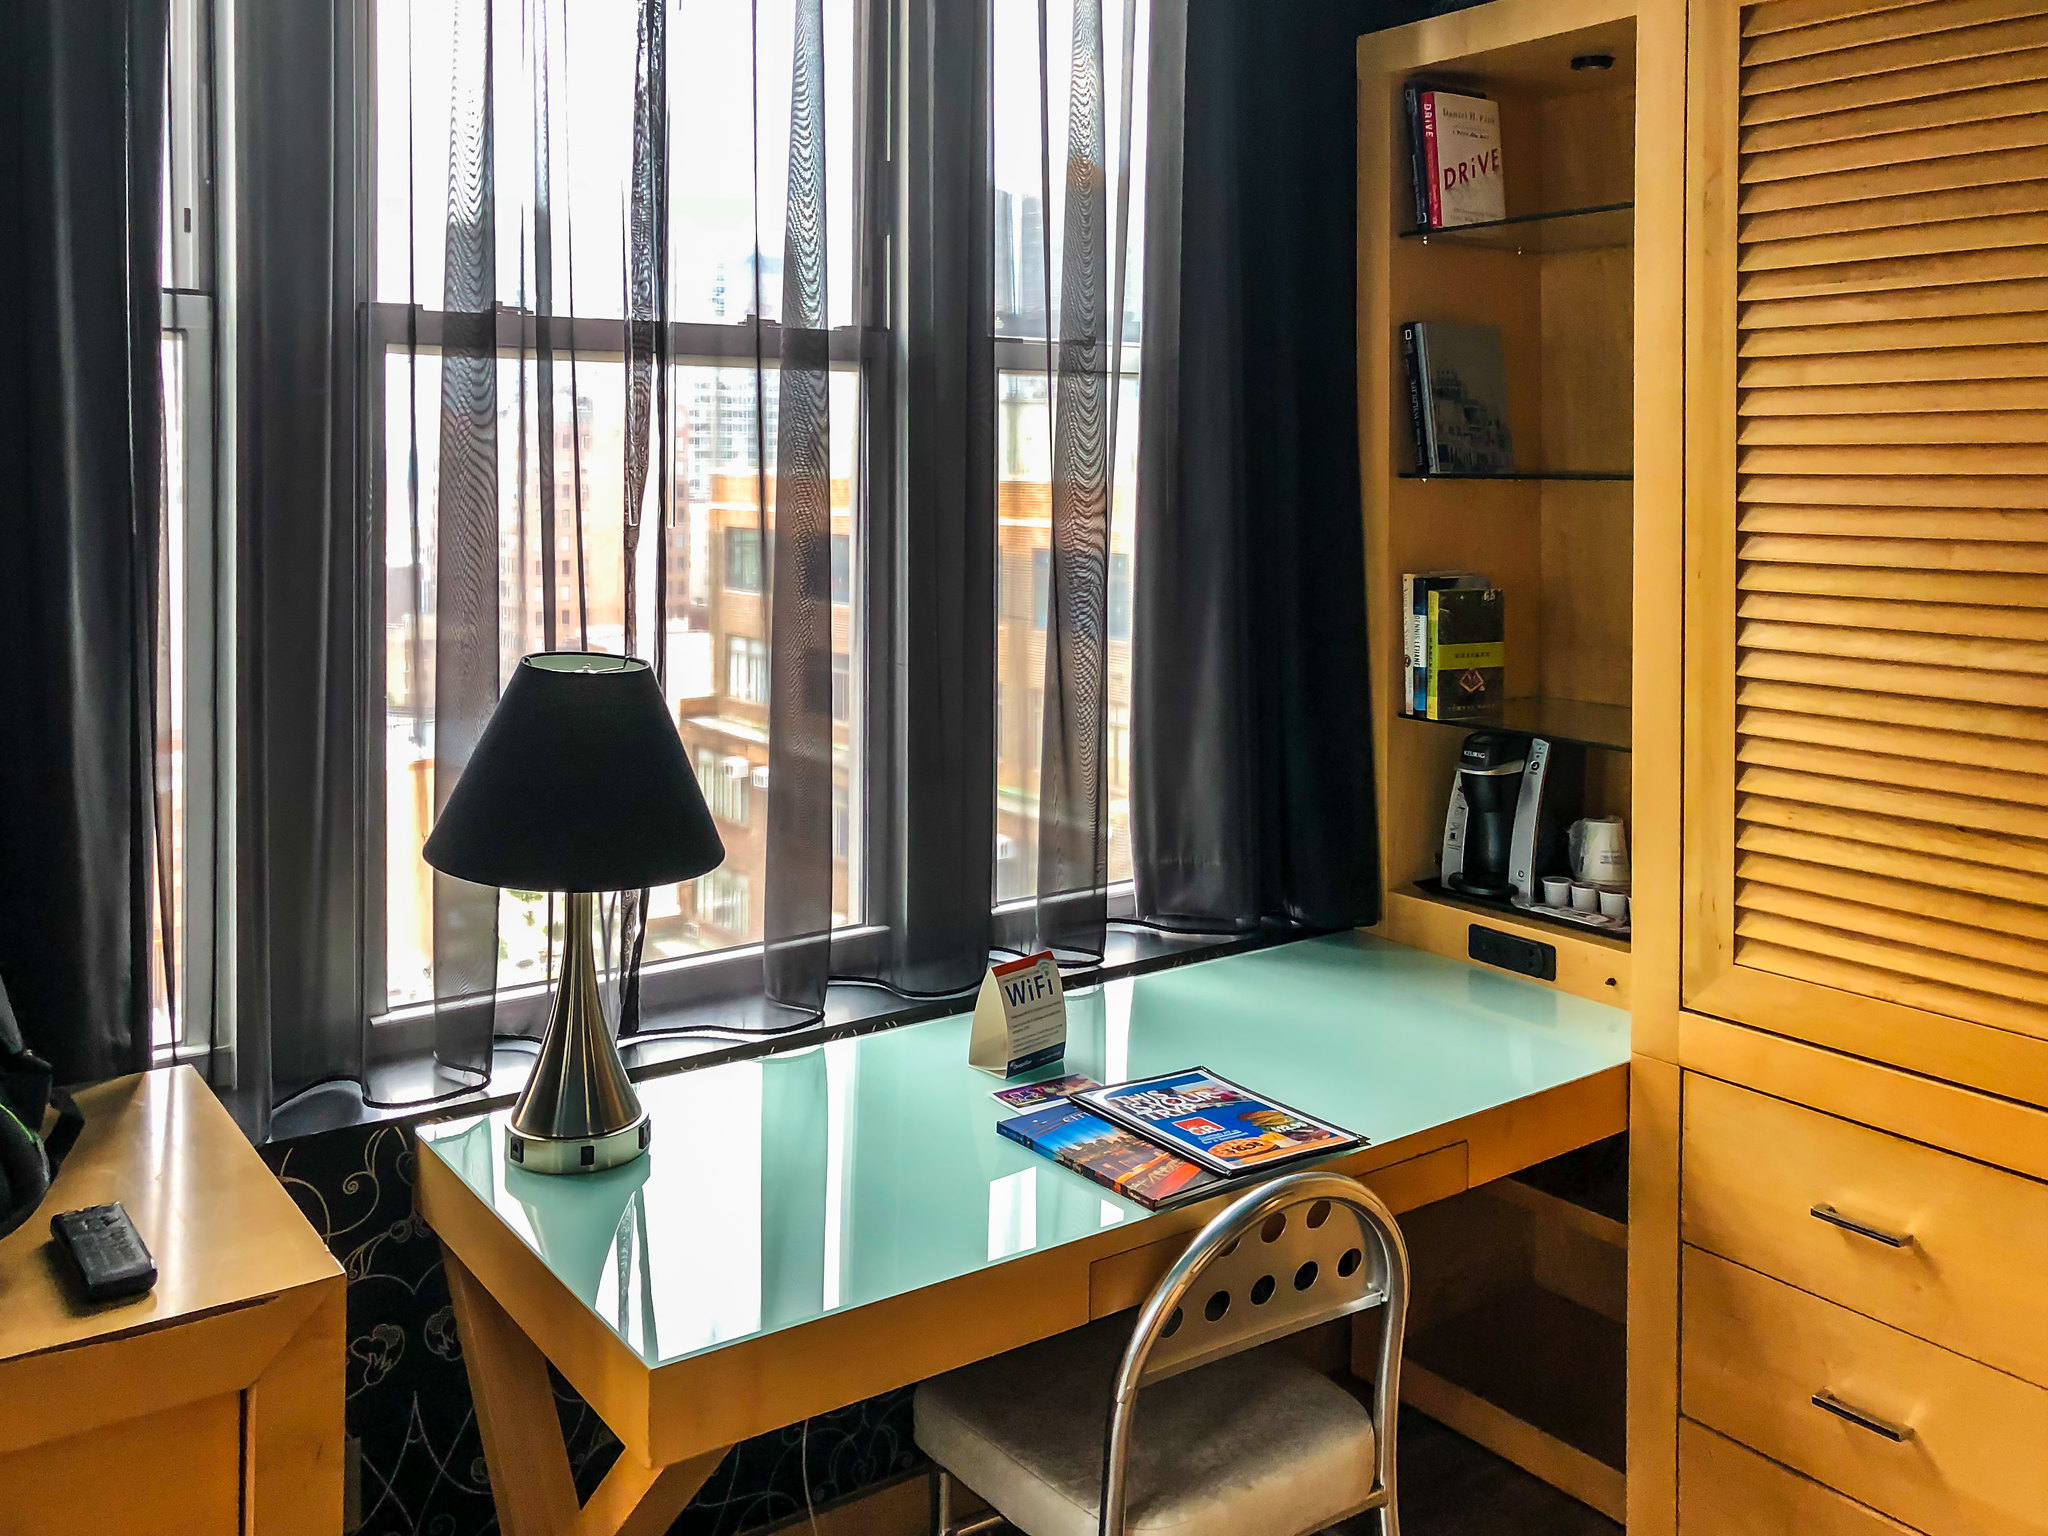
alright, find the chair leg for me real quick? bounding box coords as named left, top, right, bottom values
left=932, top=1466, right=952, bottom=1536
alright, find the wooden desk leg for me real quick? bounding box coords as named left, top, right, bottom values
left=443, top=1246, right=731, bottom=1536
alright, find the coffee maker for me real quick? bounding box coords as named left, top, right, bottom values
left=1440, top=731, right=1583, bottom=904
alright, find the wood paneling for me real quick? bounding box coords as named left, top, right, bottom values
left=1686, top=0, right=2048, bottom=1077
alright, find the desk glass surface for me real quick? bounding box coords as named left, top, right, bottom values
left=417, top=933, right=1627, bottom=1369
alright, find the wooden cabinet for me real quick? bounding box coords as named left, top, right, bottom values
left=1680, top=0, right=2048, bottom=1100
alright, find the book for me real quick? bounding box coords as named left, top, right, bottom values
left=997, top=1103, right=1224, bottom=1210
left=1403, top=572, right=1489, bottom=714
left=1402, top=83, right=1431, bottom=232
left=990, top=1073, right=1099, bottom=1113
left=1413, top=87, right=1504, bottom=230
left=1411, top=321, right=1515, bottom=474
left=1075, top=1069, right=1360, bottom=1176
left=1399, top=323, right=1429, bottom=473
left=1425, top=586, right=1505, bottom=720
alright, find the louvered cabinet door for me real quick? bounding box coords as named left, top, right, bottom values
left=1683, top=0, right=2048, bottom=1102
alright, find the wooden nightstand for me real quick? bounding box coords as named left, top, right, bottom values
left=0, top=1065, right=344, bottom=1536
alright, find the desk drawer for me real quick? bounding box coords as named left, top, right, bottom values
left=1683, top=1073, right=2048, bottom=1385
left=1680, top=1418, right=1918, bottom=1536
left=1682, top=1246, right=2048, bottom=1536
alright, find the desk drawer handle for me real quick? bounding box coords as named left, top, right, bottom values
left=1810, top=1203, right=1912, bottom=1249
left=1812, top=1391, right=1913, bottom=1443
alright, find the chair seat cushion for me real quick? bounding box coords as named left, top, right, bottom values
left=914, top=1315, right=1377, bottom=1536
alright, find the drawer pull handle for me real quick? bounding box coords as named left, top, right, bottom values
left=1810, top=1203, right=1912, bottom=1249
left=1811, top=1391, right=1913, bottom=1443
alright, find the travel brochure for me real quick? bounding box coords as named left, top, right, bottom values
left=993, top=1068, right=1363, bottom=1210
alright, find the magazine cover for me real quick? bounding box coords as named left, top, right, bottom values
left=997, top=1104, right=1223, bottom=1210
left=990, top=1073, right=1100, bottom=1113
left=1076, top=1069, right=1360, bottom=1176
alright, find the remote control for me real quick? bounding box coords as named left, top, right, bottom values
left=50, top=1202, right=157, bottom=1302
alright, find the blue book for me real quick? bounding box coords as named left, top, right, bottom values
left=997, top=1103, right=1223, bottom=1210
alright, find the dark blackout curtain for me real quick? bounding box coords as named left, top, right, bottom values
left=234, top=1, right=373, bottom=1133
left=1131, top=0, right=1382, bottom=931
left=0, top=0, right=169, bottom=1085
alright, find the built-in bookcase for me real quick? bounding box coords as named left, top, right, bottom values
left=1360, top=0, right=1662, bottom=1006
left=1355, top=0, right=1688, bottom=1518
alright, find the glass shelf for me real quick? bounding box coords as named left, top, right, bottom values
left=1399, top=469, right=1631, bottom=482
left=1400, top=202, right=1634, bottom=254
left=1400, top=696, right=1632, bottom=754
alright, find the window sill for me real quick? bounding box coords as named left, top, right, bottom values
left=261, top=919, right=1318, bottom=1145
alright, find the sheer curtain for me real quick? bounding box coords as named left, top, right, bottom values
left=376, top=0, right=864, bottom=1075
left=1016, top=0, right=1152, bottom=961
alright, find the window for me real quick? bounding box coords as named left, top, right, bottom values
left=831, top=532, right=851, bottom=606
left=373, top=1, right=868, bottom=1006
left=152, top=0, right=219, bottom=1058
left=727, top=637, right=770, bottom=705
left=832, top=652, right=850, bottom=722
left=725, top=528, right=764, bottom=594
left=697, top=869, right=751, bottom=935
left=1109, top=553, right=1133, bottom=642
left=697, top=749, right=751, bottom=825
left=1030, top=550, right=1050, bottom=630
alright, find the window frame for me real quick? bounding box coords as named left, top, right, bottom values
left=154, top=0, right=224, bottom=1066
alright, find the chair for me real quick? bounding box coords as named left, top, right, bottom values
left=915, top=1170, right=1410, bottom=1536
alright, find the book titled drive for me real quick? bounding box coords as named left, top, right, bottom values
left=1410, top=86, right=1505, bottom=229
left=1425, top=586, right=1505, bottom=721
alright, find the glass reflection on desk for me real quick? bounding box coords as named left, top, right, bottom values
left=417, top=933, right=1628, bottom=1368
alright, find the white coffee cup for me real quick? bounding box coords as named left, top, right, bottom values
left=1598, top=887, right=1629, bottom=920
left=1569, top=817, right=1630, bottom=885
left=1541, top=875, right=1571, bottom=908
left=1569, top=881, right=1600, bottom=913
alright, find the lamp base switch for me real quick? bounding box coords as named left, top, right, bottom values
left=1468, top=925, right=1557, bottom=982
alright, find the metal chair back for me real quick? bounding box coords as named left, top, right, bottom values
left=1097, top=1170, right=1409, bottom=1536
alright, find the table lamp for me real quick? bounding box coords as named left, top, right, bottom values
left=424, top=653, right=725, bottom=1174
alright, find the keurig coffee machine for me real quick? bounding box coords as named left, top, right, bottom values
left=1441, top=730, right=1584, bottom=905
left=1440, top=731, right=1525, bottom=899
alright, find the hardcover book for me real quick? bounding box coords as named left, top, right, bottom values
left=1425, top=586, right=1506, bottom=721
left=1413, top=87, right=1505, bottom=229
left=1075, top=1069, right=1359, bottom=1176
left=1411, top=321, right=1515, bottom=474
left=997, top=1103, right=1223, bottom=1210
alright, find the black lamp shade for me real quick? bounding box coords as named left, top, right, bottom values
left=423, top=653, right=725, bottom=893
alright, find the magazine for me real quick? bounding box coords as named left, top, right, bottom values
left=997, top=1103, right=1223, bottom=1211
left=990, top=1073, right=1101, bottom=1113
left=1074, top=1069, right=1360, bottom=1176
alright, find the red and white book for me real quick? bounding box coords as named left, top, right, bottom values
left=1417, top=88, right=1505, bottom=229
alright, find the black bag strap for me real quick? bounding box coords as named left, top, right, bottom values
left=42, top=1087, right=84, bottom=1174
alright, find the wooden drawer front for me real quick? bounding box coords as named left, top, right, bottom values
left=1683, top=1072, right=2048, bottom=1385
left=1680, top=1417, right=1916, bottom=1536
left=1683, top=1246, right=2048, bottom=1536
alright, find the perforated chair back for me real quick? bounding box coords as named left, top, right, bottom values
left=1098, top=1170, right=1409, bottom=1536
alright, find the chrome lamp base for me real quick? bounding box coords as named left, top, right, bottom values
left=506, top=891, right=650, bottom=1176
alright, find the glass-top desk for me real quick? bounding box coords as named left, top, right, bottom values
left=417, top=933, right=1629, bottom=1531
